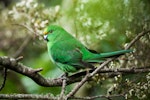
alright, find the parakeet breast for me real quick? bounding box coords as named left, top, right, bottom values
left=47, top=42, right=55, bottom=63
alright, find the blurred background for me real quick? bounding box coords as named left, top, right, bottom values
left=0, top=0, right=150, bottom=99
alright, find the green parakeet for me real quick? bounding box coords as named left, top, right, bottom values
left=43, top=25, right=131, bottom=73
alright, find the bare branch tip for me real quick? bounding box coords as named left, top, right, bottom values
left=16, top=56, right=24, bottom=62
left=33, top=68, right=43, bottom=73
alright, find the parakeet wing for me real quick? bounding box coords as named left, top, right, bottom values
left=50, top=39, right=91, bottom=69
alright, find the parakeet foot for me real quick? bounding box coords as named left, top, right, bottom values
left=60, top=73, right=68, bottom=79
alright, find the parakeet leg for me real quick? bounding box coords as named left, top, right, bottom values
left=60, top=73, right=68, bottom=78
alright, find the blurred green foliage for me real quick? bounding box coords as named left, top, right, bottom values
left=0, top=0, right=150, bottom=99
left=67, top=0, right=150, bottom=52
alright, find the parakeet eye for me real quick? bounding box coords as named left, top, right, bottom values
left=44, top=35, right=49, bottom=41
left=49, top=30, right=53, bottom=33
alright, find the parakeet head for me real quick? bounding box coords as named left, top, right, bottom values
left=43, top=25, right=65, bottom=42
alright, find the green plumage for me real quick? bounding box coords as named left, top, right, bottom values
left=43, top=25, right=132, bottom=73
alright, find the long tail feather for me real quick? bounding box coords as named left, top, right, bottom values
left=99, top=50, right=132, bottom=58
left=86, top=49, right=132, bottom=63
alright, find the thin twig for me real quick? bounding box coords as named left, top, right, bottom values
left=0, top=68, right=7, bottom=91
left=12, top=23, right=41, bottom=39
left=59, top=75, right=67, bottom=100
left=31, top=68, right=43, bottom=73
left=16, top=56, right=24, bottom=62
left=13, top=36, right=32, bottom=58
left=12, top=24, right=35, bottom=34
left=121, top=30, right=150, bottom=68
left=125, top=30, right=150, bottom=49
left=66, top=59, right=113, bottom=98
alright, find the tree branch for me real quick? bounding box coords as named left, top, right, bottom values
left=0, top=93, right=125, bottom=100
left=71, top=94, right=125, bottom=100
left=0, top=56, right=63, bottom=87
left=0, top=94, right=57, bottom=100
left=0, top=56, right=149, bottom=88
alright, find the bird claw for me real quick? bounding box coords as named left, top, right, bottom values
left=60, top=73, right=68, bottom=80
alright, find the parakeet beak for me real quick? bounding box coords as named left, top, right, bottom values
left=44, top=35, right=48, bottom=41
